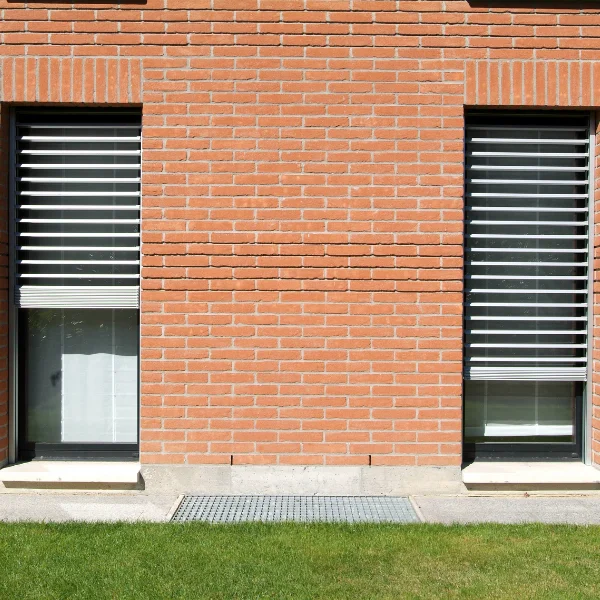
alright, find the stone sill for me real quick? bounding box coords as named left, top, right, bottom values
left=462, top=461, right=600, bottom=490
left=0, top=461, right=141, bottom=490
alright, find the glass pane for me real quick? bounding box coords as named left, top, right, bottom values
left=19, top=308, right=138, bottom=444
left=464, top=381, right=579, bottom=443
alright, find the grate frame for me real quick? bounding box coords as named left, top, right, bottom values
left=171, top=495, right=419, bottom=524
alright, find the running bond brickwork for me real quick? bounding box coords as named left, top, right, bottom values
left=1, top=1, right=600, bottom=467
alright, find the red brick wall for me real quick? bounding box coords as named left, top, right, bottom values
left=1, top=1, right=600, bottom=467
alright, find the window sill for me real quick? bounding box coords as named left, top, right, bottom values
left=0, top=461, right=140, bottom=489
left=462, top=461, right=600, bottom=489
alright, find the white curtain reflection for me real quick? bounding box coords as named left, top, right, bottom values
left=22, top=309, right=138, bottom=444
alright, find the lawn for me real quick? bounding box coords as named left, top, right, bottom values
left=0, top=522, right=598, bottom=599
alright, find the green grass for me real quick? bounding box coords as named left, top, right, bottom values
left=0, top=522, right=599, bottom=599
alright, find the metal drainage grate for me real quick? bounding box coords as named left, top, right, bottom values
left=171, top=496, right=419, bottom=523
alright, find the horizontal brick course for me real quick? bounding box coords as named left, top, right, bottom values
left=0, top=1, right=599, bottom=468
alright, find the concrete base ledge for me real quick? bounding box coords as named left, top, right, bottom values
left=462, top=462, right=600, bottom=491
left=4, top=462, right=599, bottom=494
left=140, top=465, right=465, bottom=496
left=0, top=462, right=141, bottom=490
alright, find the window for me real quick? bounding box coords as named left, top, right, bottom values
left=12, top=108, right=141, bottom=459
left=463, top=111, right=591, bottom=460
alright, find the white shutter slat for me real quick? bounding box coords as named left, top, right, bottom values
left=20, top=260, right=140, bottom=265
left=18, top=273, right=140, bottom=279
left=21, top=150, right=141, bottom=155
left=467, top=151, right=589, bottom=158
left=17, top=286, right=139, bottom=308
left=19, top=232, right=139, bottom=238
left=467, top=303, right=587, bottom=308
left=468, top=357, right=588, bottom=363
left=19, top=177, right=140, bottom=183
left=469, top=165, right=588, bottom=171
left=465, top=367, right=587, bottom=381
left=468, top=138, right=589, bottom=145
left=20, top=191, right=140, bottom=197
left=466, top=343, right=587, bottom=349
left=468, top=152, right=589, bottom=158
left=468, top=221, right=587, bottom=225
left=15, top=110, right=141, bottom=308
left=467, top=316, right=587, bottom=321
left=21, top=205, right=140, bottom=211
left=20, top=164, right=141, bottom=169
left=470, top=249, right=588, bottom=254
left=20, top=136, right=141, bottom=142
left=20, top=219, right=140, bottom=224
left=17, top=124, right=140, bottom=129
left=20, top=246, right=140, bottom=251
left=467, top=289, right=588, bottom=294
left=466, top=207, right=587, bottom=212
left=467, top=126, right=588, bottom=132
left=468, top=330, right=587, bottom=335
left=469, top=179, right=588, bottom=185
left=467, top=275, right=588, bottom=280
left=468, top=234, right=587, bottom=239
left=468, top=193, right=588, bottom=198
left=467, top=262, right=587, bottom=266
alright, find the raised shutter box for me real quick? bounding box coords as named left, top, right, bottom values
left=464, top=112, right=590, bottom=382
left=14, top=109, right=141, bottom=309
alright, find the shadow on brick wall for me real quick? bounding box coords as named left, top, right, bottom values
left=468, top=0, right=600, bottom=8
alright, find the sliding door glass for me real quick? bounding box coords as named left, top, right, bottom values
left=463, top=111, right=590, bottom=458
left=14, top=108, right=141, bottom=459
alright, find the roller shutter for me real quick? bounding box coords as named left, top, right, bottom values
left=14, top=109, right=141, bottom=309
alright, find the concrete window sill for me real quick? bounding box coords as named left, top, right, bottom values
left=462, top=462, right=600, bottom=490
left=0, top=461, right=141, bottom=490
